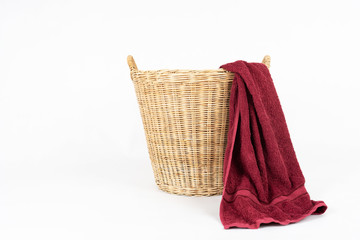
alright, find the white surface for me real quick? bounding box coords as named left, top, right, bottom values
left=0, top=0, right=359, bottom=239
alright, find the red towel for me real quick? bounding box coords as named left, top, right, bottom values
left=219, top=60, right=327, bottom=229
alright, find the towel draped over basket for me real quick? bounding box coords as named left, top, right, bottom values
left=219, top=60, right=327, bottom=229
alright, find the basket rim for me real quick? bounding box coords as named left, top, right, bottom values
left=131, top=68, right=232, bottom=74
left=127, top=55, right=271, bottom=74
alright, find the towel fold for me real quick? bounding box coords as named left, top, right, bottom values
left=219, top=60, right=327, bottom=229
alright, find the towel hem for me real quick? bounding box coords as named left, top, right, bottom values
left=221, top=185, right=327, bottom=229
left=223, top=200, right=327, bottom=229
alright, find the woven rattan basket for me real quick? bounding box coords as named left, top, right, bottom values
left=128, top=55, right=271, bottom=196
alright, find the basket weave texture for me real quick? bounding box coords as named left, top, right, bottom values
left=128, top=55, right=270, bottom=196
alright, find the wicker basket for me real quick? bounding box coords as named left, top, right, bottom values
left=128, top=55, right=271, bottom=196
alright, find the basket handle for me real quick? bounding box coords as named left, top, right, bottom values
left=262, top=55, right=271, bottom=69
left=127, top=55, right=138, bottom=72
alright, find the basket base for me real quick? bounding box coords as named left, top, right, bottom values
left=157, top=183, right=223, bottom=196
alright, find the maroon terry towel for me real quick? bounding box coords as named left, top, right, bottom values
left=219, top=60, right=327, bottom=229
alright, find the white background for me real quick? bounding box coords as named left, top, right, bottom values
left=1, top=0, right=359, bottom=239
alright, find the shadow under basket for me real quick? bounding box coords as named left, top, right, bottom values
left=128, top=55, right=271, bottom=196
